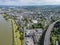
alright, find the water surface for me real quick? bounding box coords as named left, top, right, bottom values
left=0, top=15, right=12, bottom=45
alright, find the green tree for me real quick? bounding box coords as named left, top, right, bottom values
left=19, top=32, right=24, bottom=45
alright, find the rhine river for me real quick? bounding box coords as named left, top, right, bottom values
left=0, top=15, right=13, bottom=45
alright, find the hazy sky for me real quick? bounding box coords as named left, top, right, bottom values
left=0, top=0, right=60, bottom=6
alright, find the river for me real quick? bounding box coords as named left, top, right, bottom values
left=0, top=15, right=13, bottom=45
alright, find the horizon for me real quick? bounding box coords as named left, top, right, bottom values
left=0, top=5, right=60, bottom=6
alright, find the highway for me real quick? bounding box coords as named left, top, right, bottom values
left=44, top=20, right=60, bottom=45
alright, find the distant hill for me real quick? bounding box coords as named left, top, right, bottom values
left=0, top=5, right=60, bottom=9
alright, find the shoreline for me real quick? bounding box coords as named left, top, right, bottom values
left=2, top=14, right=22, bottom=45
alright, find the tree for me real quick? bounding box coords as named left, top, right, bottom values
left=19, top=32, right=24, bottom=45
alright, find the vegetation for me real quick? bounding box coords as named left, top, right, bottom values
left=32, top=23, right=43, bottom=29
left=50, top=16, right=56, bottom=23
left=19, top=32, right=24, bottom=45
left=50, top=21, right=60, bottom=45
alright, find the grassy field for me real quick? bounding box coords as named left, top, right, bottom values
left=11, top=19, right=21, bottom=45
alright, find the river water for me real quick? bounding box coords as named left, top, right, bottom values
left=0, top=15, right=13, bottom=45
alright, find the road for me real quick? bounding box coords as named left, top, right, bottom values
left=44, top=20, right=60, bottom=45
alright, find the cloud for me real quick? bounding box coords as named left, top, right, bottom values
left=0, top=0, right=60, bottom=5
left=45, top=0, right=60, bottom=4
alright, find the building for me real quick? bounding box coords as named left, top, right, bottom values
left=25, top=37, right=34, bottom=45
left=32, top=20, right=38, bottom=23
left=56, top=41, right=59, bottom=45
left=25, top=29, right=43, bottom=45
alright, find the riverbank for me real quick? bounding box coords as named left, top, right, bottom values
left=0, top=15, right=13, bottom=45
left=2, top=13, right=24, bottom=45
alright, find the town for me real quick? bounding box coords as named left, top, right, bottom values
left=0, top=5, right=60, bottom=45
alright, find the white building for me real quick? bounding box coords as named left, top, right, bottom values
left=32, top=20, right=38, bottom=23
left=56, top=41, right=59, bottom=45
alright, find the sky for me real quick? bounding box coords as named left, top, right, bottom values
left=0, top=0, right=60, bottom=6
